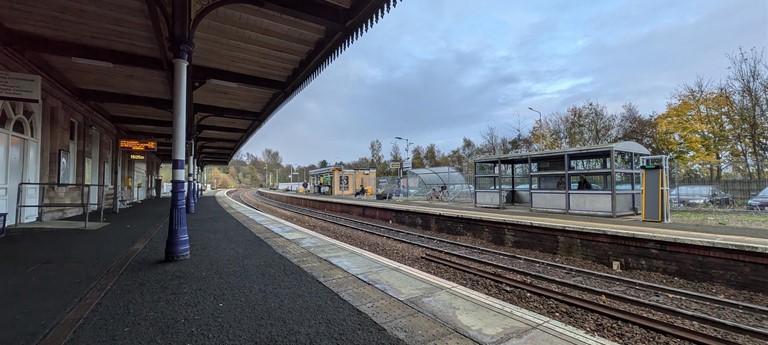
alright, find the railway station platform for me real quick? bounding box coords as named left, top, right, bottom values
left=277, top=190, right=768, bottom=249
left=0, top=191, right=616, bottom=345
left=261, top=189, right=768, bottom=294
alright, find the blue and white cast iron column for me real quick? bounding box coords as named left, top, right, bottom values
left=193, top=161, right=199, bottom=201
left=186, top=141, right=196, bottom=214
left=196, top=165, right=202, bottom=199
left=165, top=41, right=193, bottom=261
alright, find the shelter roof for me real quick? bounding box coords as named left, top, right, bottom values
left=406, top=167, right=469, bottom=186
left=475, top=141, right=651, bottom=162
left=0, top=0, right=398, bottom=166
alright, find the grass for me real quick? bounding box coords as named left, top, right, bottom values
left=672, top=210, right=768, bottom=229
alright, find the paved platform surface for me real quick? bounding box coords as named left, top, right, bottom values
left=221, top=192, right=614, bottom=345
left=0, top=191, right=618, bottom=345
left=0, top=194, right=404, bottom=345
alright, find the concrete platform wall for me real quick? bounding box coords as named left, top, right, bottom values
left=263, top=191, right=768, bottom=293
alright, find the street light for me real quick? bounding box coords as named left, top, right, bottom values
left=528, top=107, right=542, bottom=122
left=275, top=168, right=280, bottom=188
left=394, top=136, right=412, bottom=162
left=395, top=136, right=413, bottom=197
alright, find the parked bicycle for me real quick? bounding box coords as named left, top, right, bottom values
left=427, top=186, right=448, bottom=202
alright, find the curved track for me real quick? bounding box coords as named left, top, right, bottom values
left=236, top=189, right=768, bottom=345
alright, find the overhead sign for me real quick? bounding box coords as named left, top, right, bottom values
left=130, top=154, right=146, bottom=160
left=0, top=71, right=41, bottom=103
left=120, top=139, right=157, bottom=151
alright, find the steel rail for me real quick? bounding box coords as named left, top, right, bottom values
left=242, top=190, right=767, bottom=343
left=422, top=253, right=741, bottom=345
left=429, top=251, right=768, bottom=342
left=246, top=191, right=768, bottom=315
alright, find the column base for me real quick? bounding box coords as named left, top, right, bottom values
left=165, top=252, right=191, bottom=261
left=166, top=180, right=190, bottom=261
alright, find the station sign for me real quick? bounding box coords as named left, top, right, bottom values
left=120, top=139, right=157, bottom=151
left=130, top=154, right=146, bottom=160
left=390, top=162, right=400, bottom=169
left=0, top=71, right=41, bottom=103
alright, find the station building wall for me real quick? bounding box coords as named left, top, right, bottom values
left=1, top=48, right=160, bottom=224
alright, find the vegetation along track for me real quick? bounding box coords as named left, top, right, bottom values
left=233, top=189, right=768, bottom=345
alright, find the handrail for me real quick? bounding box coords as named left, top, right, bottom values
left=15, top=182, right=109, bottom=229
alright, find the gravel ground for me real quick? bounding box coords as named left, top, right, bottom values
left=245, top=194, right=768, bottom=345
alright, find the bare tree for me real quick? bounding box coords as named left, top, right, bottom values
left=479, top=125, right=503, bottom=155
left=725, top=47, right=768, bottom=179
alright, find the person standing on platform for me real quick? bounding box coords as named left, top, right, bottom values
left=578, top=175, right=592, bottom=190
left=557, top=177, right=566, bottom=190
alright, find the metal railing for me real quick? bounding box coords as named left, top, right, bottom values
left=15, top=182, right=108, bottom=229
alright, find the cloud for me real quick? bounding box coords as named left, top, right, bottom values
left=241, top=0, right=768, bottom=166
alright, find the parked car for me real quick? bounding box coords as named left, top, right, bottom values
left=669, top=185, right=732, bottom=207
left=746, top=187, right=768, bottom=210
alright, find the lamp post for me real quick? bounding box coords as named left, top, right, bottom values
left=528, top=107, right=542, bottom=123
left=395, top=136, right=412, bottom=197
left=275, top=168, right=280, bottom=188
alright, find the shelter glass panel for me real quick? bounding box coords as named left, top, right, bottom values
left=537, top=174, right=567, bottom=190
left=513, top=164, right=530, bottom=176
left=499, top=163, right=513, bottom=176
left=476, top=176, right=497, bottom=190
left=569, top=174, right=609, bottom=190
left=475, top=162, right=496, bottom=175
left=570, top=157, right=605, bottom=170
left=614, top=152, right=633, bottom=170
left=616, top=172, right=640, bottom=190
left=513, top=177, right=535, bottom=190
left=532, top=159, right=565, bottom=172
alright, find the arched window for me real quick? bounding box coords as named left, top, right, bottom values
left=11, top=118, right=28, bottom=135
left=1, top=101, right=35, bottom=137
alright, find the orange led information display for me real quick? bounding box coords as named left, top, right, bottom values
left=119, top=139, right=157, bottom=151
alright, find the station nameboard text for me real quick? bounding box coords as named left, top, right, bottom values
left=120, top=139, right=157, bottom=151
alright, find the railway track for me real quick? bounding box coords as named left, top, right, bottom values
left=236, top=190, right=768, bottom=345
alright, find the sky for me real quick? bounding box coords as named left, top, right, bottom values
left=240, top=0, right=768, bottom=167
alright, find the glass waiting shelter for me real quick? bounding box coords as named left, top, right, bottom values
left=473, top=141, right=650, bottom=217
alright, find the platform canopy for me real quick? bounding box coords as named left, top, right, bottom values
left=0, top=0, right=398, bottom=166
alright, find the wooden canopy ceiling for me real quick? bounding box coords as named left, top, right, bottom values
left=0, top=0, right=397, bottom=165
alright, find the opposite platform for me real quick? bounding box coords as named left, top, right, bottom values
left=262, top=190, right=768, bottom=253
